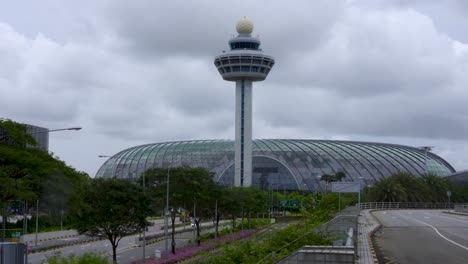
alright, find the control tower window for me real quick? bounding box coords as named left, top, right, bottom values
left=230, top=42, right=260, bottom=50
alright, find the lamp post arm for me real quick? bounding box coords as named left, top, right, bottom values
left=27, top=127, right=82, bottom=135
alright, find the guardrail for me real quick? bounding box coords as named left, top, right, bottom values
left=359, top=202, right=452, bottom=210
left=454, top=204, right=468, bottom=213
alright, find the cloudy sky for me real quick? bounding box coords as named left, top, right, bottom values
left=1, top=0, right=467, bottom=176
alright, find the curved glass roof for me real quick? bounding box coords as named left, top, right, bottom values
left=96, top=139, right=455, bottom=191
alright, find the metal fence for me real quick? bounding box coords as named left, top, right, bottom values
left=359, top=202, right=452, bottom=210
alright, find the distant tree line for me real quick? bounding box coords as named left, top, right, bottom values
left=364, top=172, right=468, bottom=203
left=70, top=167, right=317, bottom=262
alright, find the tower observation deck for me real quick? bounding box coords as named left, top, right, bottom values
left=214, top=18, right=275, bottom=187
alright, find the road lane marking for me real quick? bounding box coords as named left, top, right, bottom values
left=426, top=213, right=468, bottom=224
left=396, top=212, right=468, bottom=251
left=424, top=216, right=430, bottom=219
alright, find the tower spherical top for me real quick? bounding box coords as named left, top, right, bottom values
left=236, top=17, right=254, bottom=35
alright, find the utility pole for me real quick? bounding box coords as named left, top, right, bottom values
left=142, top=172, right=146, bottom=262
left=214, top=199, right=218, bottom=239
left=35, top=200, right=39, bottom=246
left=164, top=168, right=170, bottom=258
left=193, top=201, right=196, bottom=244
left=23, top=201, right=28, bottom=235
left=2, top=203, right=6, bottom=242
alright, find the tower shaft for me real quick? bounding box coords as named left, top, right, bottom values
left=235, top=80, right=252, bottom=187
left=214, top=18, right=274, bottom=188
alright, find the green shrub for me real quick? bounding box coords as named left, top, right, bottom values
left=202, top=221, right=330, bottom=263
left=42, top=252, right=109, bottom=264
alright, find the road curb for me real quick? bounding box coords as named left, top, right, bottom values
left=442, top=211, right=468, bottom=216
left=368, top=210, right=383, bottom=264
left=28, top=237, right=103, bottom=254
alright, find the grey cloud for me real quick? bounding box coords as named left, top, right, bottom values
left=272, top=6, right=457, bottom=98
left=0, top=0, right=467, bottom=176
left=255, top=81, right=468, bottom=141
left=100, top=0, right=344, bottom=59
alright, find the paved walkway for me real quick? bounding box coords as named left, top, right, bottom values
left=357, top=210, right=379, bottom=264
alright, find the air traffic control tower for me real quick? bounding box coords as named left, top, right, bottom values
left=214, top=18, right=275, bottom=187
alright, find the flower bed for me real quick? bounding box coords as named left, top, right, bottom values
left=143, top=230, right=258, bottom=264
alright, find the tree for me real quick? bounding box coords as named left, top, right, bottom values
left=421, top=173, right=450, bottom=202
left=334, top=171, right=346, bottom=182
left=368, top=177, right=407, bottom=202
left=140, top=167, right=218, bottom=250
left=390, top=172, right=428, bottom=202
left=71, top=178, right=150, bottom=263
left=0, top=119, right=89, bottom=241
left=320, top=172, right=346, bottom=194
left=218, top=187, right=243, bottom=231
left=320, top=174, right=336, bottom=184
left=0, top=118, right=37, bottom=147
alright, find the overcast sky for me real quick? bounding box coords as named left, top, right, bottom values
left=1, top=0, right=467, bottom=176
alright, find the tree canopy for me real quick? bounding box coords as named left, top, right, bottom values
left=366, top=172, right=463, bottom=203
left=71, top=178, right=150, bottom=263
left=0, top=119, right=89, bottom=240
left=0, top=118, right=37, bottom=147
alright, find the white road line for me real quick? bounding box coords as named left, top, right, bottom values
left=396, top=212, right=468, bottom=251
left=426, top=213, right=468, bottom=224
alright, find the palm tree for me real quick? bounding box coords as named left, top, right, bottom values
left=421, top=173, right=449, bottom=202
left=368, top=177, right=407, bottom=202
left=334, top=171, right=346, bottom=182
left=391, top=172, right=428, bottom=202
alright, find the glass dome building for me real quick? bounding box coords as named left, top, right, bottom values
left=96, top=139, right=455, bottom=192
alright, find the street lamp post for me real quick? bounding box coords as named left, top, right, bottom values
left=447, top=191, right=452, bottom=209
left=60, top=209, right=64, bottom=231
left=27, top=126, right=81, bottom=247
left=26, top=127, right=82, bottom=135
left=358, top=177, right=364, bottom=210
left=42, top=127, right=81, bottom=133
left=35, top=200, right=39, bottom=246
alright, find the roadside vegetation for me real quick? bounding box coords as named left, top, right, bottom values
left=0, top=119, right=89, bottom=240
left=363, top=172, right=468, bottom=203
left=42, top=252, right=109, bottom=264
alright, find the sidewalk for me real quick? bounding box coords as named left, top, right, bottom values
left=357, top=210, right=380, bottom=264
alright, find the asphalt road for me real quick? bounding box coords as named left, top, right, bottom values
left=372, top=210, right=468, bottom=264
left=28, top=220, right=228, bottom=264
